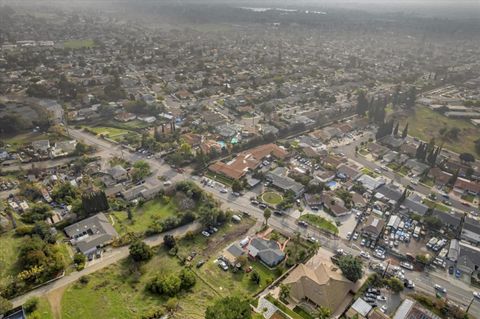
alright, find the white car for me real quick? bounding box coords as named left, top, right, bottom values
left=473, top=291, right=480, bottom=299
left=434, top=284, right=446, bottom=293
left=400, top=262, right=414, bottom=270
left=359, top=251, right=370, bottom=259
left=377, top=295, right=387, bottom=302
left=201, top=230, right=211, bottom=237
left=220, top=188, right=228, bottom=193
left=380, top=305, right=388, bottom=313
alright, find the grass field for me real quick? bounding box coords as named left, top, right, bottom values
left=84, top=126, right=131, bottom=138
left=30, top=297, right=54, bottom=319
left=2, top=132, right=51, bottom=151
left=0, top=231, right=23, bottom=286
left=61, top=219, right=260, bottom=319
left=111, top=199, right=178, bottom=235
left=399, top=106, right=480, bottom=158
left=261, top=191, right=283, bottom=206
left=63, top=39, right=95, bottom=49
left=299, top=214, right=339, bottom=235
left=361, top=167, right=379, bottom=178
left=422, top=198, right=451, bottom=213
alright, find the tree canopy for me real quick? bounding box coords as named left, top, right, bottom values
left=337, top=255, right=363, bottom=282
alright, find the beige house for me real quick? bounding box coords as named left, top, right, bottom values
left=283, top=263, right=355, bottom=317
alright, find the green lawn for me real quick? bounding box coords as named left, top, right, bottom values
left=30, top=297, right=54, bottom=319
left=361, top=167, right=379, bottom=178
left=400, top=106, right=480, bottom=158
left=0, top=231, right=23, bottom=286
left=261, top=192, right=284, bottom=206
left=111, top=198, right=178, bottom=235
left=63, top=39, right=95, bottom=49
left=265, top=295, right=304, bottom=319
left=205, top=171, right=234, bottom=187
left=61, top=219, right=260, bottom=319
left=461, top=194, right=477, bottom=203
left=299, top=214, right=338, bottom=235
left=84, top=126, right=131, bottom=138
left=422, top=198, right=451, bottom=213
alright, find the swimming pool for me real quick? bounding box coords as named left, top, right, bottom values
left=326, top=181, right=338, bottom=189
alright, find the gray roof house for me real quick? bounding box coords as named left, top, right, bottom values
left=401, top=194, right=429, bottom=216
left=457, top=241, right=480, bottom=275
left=247, top=237, right=285, bottom=268
left=375, top=184, right=404, bottom=205
left=461, top=217, right=480, bottom=245
left=107, top=165, right=128, bottom=182
left=64, top=213, right=118, bottom=255
left=434, top=210, right=462, bottom=232
left=266, top=167, right=305, bottom=197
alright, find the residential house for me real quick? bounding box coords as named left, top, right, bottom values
left=247, top=237, right=285, bottom=268
left=362, top=215, right=385, bottom=240
left=375, top=184, right=404, bottom=206
left=401, top=194, right=429, bottom=216
left=321, top=192, right=349, bottom=217
left=266, top=167, right=305, bottom=198
left=64, top=213, right=118, bottom=255
left=461, top=217, right=480, bottom=245
left=32, top=139, right=50, bottom=152
left=209, top=143, right=288, bottom=180
left=107, top=165, right=128, bottom=182
left=367, top=143, right=389, bottom=159
left=283, top=262, right=355, bottom=318
left=454, top=178, right=480, bottom=196
left=380, top=135, right=405, bottom=150
left=456, top=241, right=480, bottom=277
left=114, top=112, right=136, bottom=122
left=404, top=159, right=430, bottom=177
left=434, top=210, right=462, bottom=233
left=52, top=140, right=77, bottom=157
left=121, top=185, right=147, bottom=201
left=345, top=298, right=372, bottom=319
left=337, top=163, right=361, bottom=181
left=222, top=242, right=245, bottom=266
left=356, top=174, right=385, bottom=192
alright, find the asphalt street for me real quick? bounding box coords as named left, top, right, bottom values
left=11, top=127, right=477, bottom=317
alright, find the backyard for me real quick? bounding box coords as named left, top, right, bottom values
left=399, top=106, right=480, bottom=158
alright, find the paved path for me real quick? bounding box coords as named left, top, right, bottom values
left=10, top=221, right=200, bottom=307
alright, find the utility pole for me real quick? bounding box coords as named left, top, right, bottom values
left=466, top=297, right=475, bottom=314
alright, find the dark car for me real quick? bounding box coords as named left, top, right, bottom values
left=448, top=266, right=454, bottom=275
left=298, top=220, right=308, bottom=228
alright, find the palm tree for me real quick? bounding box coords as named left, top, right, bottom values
left=263, top=208, right=272, bottom=226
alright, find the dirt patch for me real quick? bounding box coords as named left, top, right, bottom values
left=204, top=219, right=255, bottom=257
left=46, top=285, right=67, bottom=319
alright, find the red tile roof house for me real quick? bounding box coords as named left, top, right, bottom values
left=453, top=178, right=480, bottom=196
left=208, top=143, right=288, bottom=180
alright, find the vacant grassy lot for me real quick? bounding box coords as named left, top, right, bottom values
left=61, top=219, right=258, bottom=319
left=0, top=231, right=23, bottom=286
left=399, top=106, right=480, bottom=158
left=63, top=39, right=95, bottom=49
left=111, top=199, right=178, bottom=235
left=299, top=214, right=338, bottom=235
left=2, top=132, right=51, bottom=151
left=261, top=191, right=283, bottom=206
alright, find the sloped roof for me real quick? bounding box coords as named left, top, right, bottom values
left=283, top=263, right=353, bottom=312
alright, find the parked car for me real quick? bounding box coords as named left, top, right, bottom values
left=473, top=291, right=480, bottom=299
left=404, top=279, right=415, bottom=289
left=196, top=260, right=206, bottom=268
left=359, top=251, right=370, bottom=259
left=377, top=295, right=387, bottom=301
left=400, top=262, right=413, bottom=270
left=218, top=260, right=229, bottom=271
left=298, top=220, right=308, bottom=228
left=201, top=230, right=211, bottom=237
left=380, top=305, right=388, bottom=313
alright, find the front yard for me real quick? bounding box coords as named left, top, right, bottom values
left=299, top=214, right=339, bottom=235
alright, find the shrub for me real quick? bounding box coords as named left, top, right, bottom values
left=23, top=297, right=39, bottom=313
left=129, top=240, right=153, bottom=262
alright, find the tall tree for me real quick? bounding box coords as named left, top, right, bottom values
left=356, top=90, right=368, bottom=116
left=263, top=208, right=272, bottom=226
left=337, top=255, right=363, bottom=282
left=405, top=86, right=417, bottom=109
left=393, top=122, right=399, bottom=136
left=402, top=123, right=409, bottom=138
